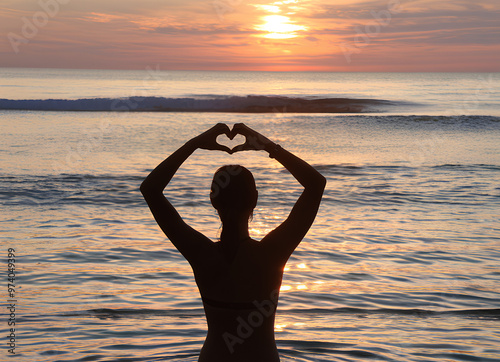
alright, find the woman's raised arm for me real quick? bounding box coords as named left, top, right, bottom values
left=140, top=123, right=232, bottom=263
left=232, top=123, right=326, bottom=264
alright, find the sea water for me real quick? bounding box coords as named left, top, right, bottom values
left=1, top=68, right=499, bottom=361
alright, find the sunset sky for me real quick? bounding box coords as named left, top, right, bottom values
left=0, top=0, right=499, bottom=71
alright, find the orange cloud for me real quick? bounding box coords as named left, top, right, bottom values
left=83, top=12, right=127, bottom=23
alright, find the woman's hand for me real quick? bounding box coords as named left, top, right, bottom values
left=230, top=123, right=274, bottom=153
left=191, top=123, right=232, bottom=153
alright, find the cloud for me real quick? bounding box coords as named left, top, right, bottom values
left=0, top=0, right=498, bottom=70
left=83, top=12, right=128, bottom=23
left=305, top=0, right=500, bottom=47
left=153, top=24, right=253, bottom=36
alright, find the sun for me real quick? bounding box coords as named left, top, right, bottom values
left=256, top=15, right=307, bottom=39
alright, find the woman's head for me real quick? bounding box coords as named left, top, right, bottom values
left=210, top=165, right=257, bottom=220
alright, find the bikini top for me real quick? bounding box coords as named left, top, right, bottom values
left=202, top=296, right=277, bottom=311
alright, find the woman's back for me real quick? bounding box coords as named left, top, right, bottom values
left=193, top=239, right=283, bottom=301
left=140, top=123, right=326, bottom=362
left=195, top=238, right=282, bottom=361
left=199, top=304, right=280, bottom=362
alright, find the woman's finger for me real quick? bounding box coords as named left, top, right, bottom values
left=216, top=145, right=232, bottom=153
left=232, top=123, right=251, bottom=137
left=208, top=123, right=230, bottom=138
left=230, top=142, right=248, bottom=153
left=209, top=139, right=232, bottom=153
left=231, top=141, right=258, bottom=153
left=218, top=123, right=231, bottom=134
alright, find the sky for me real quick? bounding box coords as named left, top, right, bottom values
left=0, top=0, right=499, bottom=71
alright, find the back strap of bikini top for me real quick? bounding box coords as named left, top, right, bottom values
left=202, top=296, right=266, bottom=310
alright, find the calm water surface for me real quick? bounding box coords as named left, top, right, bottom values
left=1, top=70, right=500, bottom=361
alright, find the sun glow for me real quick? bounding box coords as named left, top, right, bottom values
left=256, top=14, right=306, bottom=39
left=257, top=5, right=281, bottom=13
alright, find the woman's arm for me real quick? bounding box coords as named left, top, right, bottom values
left=140, top=123, right=232, bottom=264
left=232, top=123, right=326, bottom=264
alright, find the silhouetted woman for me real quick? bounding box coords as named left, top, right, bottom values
left=141, top=123, right=326, bottom=362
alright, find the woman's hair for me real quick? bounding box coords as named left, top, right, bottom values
left=210, top=165, right=257, bottom=219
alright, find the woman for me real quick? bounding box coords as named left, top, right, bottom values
left=141, top=123, right=326, bottom=362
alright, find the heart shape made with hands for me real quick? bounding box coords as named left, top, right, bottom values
left=216, top=133, right=246, bottom=152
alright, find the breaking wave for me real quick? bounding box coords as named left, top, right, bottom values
left=0, top=95, right=399, bottom=113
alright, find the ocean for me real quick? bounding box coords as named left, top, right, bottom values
left=1, top=68, right=499, bottom=361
